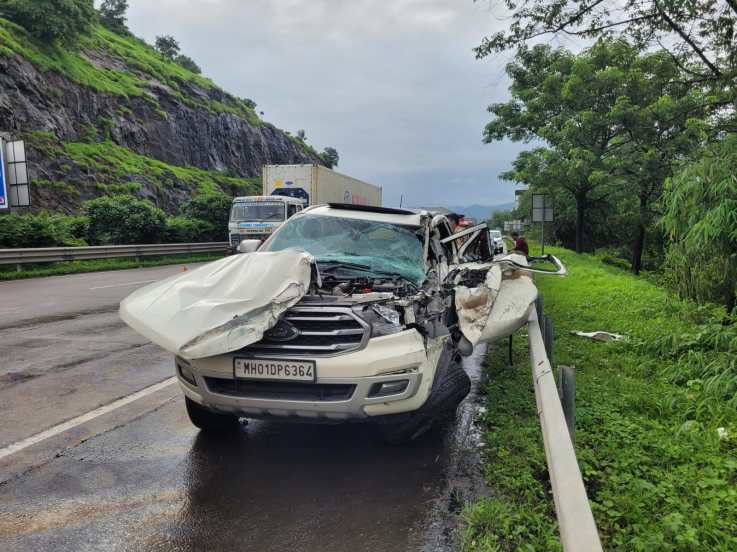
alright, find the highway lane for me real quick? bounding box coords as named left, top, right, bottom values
left=0, top=263, right=488, bottom=551
left=0, top=349, right=487, bottom=552
left=0, top=264, right=204, bottom=329
left=0, top=263, right=205, bottom=449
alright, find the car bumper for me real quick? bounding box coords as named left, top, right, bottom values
left=177, top=330, right=447, bottom=420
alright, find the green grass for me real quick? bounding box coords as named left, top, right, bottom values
left=0, top=252, right=224, bottom=281
left=463, top=246, right=737, bottom=551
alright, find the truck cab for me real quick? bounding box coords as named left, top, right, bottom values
left=228, top=195, right=304, bottom=252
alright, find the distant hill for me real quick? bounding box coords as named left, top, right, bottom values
left=448, top=203, right=515, bottom=221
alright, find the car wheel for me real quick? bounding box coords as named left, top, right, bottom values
left=376, top=345, right=471, bottom=445
left=185, top=397, right=240, bottom=432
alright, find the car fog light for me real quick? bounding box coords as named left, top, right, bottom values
left=176, top=358, right=197, bottom=386
left=369, top=380, right=409, bottom=398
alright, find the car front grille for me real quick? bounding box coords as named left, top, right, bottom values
left=240, top=307, right=370, bottom=357
left=205, top=377, right=356, bottom=402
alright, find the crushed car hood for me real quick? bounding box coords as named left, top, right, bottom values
left=119, top=250, right=313, bottom=360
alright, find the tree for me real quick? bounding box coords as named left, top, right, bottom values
left=155, top=35, right=180, bottom=60
left=476, top=0, right=737, bottom=88
left=98, top=0, right=128, bottom=35
left=84, top=195, right=166, bottom=245
left=661, top=135, right=737, bottom=313
left=175, top=54, right=201, bottom=74
left=488, top=40, right=708, bottom=259
left=486, top=44, right=623, bottom=252
left=320, top=147, right=339, bottom=168
left=0, top=0, right=95, bottom=44
left=183, top=192, right=232, bottom=240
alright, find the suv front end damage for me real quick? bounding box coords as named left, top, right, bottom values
left=120, top=203, right=565, bottom=442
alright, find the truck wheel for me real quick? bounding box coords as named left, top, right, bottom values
left=377, top=348, right=471, bottom=445
left=185, top=397, right=240, bottom=432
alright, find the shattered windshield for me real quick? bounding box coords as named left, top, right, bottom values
left=262, top=214, right=426, bottom=285
left=231, top=202, right=286, bottom=222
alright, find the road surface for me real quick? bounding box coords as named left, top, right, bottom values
left=0, top=265, right=486, bottom=552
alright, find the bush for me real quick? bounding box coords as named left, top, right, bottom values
left=0, top=0, right=96, bottom=44
left=0, top=212, right=88, bottom=247
left=183, top=192, right=231, bottom=240
left=84, top=194, right=166, bottom=244
left=164, top=216, right=215, bottom=243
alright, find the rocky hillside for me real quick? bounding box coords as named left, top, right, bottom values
left=0, top=19, right=323, bottom=214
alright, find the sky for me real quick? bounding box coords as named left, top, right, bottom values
left=125, top=0, right=532, bottom=208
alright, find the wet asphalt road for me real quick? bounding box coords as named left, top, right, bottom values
left=0, top=266, right=486, bottom=552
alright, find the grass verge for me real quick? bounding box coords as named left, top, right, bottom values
left=462, top=246, right=737, bottom=551
left=0, top=252, right=224, bottom=281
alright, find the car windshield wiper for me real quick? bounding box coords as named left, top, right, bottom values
left=316, top=260, right=372, bottom=271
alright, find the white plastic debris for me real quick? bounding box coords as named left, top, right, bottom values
left=570, top=330, right=627, bottom=342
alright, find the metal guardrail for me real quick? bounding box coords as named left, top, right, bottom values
left=527, top=307, right=603, bottom=552
left=0, top=242, right=228, bottom=270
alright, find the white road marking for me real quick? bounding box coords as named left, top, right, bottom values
left=89, top=279, right=157, bottom=290
left=0, top=377, right=177, bottom=460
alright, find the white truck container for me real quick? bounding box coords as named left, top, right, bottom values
left=262, top=164, right=382, bottom=207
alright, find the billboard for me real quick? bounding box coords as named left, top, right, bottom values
left=0, top=139, right=7, bottom=209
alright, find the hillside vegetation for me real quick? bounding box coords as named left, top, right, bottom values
left=463, top=247, right=737, bottom=551
left=0, top=1, right=334, bottom=247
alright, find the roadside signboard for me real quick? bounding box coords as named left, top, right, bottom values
left=531, top=194, right=554, bottom=254
left=0, top=138, right=7, bottom=209
left=532, top=194, right=554, bottom=222
left=504, top=220, right=524, bottom=232
left=4, top=140, right=30, bottom=207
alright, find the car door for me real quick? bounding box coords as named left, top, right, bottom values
left=441, top=222, right=539, bottom=347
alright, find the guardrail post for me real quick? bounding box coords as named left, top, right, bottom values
left=558, top=365, right=576, bottom=445
left=543, top=314, right=554, bottom=367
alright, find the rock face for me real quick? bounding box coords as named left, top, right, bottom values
left=0, top=34, right=322, bottom=214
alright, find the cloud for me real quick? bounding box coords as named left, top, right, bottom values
left=126, top=0, right=528, bottom=207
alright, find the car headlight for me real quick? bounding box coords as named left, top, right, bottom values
left=361, top=304, right=404, bottom=337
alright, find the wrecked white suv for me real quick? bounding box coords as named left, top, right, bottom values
left=120, top=203, right=563, bottom=442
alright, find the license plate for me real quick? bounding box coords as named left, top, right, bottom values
left=234, top=358, right=316, bottom=382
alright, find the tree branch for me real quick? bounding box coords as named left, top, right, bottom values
left=654, top=0, right=722, bottom=77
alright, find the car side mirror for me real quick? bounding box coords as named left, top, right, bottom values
left=238, top=239, right=261, bottom=254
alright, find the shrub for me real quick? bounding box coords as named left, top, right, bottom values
left=0, top=212, right=88, bottom=247
left=84, top=194, right=166, bottom=244
left=183, top=192, right=231, bottom=240
left=0, top=0, right=96, bottom=44
left=164, top=216, right=215, bottom=243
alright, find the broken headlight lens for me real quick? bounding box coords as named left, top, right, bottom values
left=364, top=304, right=404, bottom=337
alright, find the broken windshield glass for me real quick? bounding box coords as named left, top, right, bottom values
left=262, top=214, right=426, bottom=285
left=231, top=202, right=286, bottom=222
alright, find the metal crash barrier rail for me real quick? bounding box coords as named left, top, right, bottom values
left=0, top=242, right=229, bottom=271
left=528, top=307, right=603, bottom=552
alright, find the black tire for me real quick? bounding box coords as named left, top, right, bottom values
left=377, top=345, right=471, bottom=445
left=185, top=397, right=240, bottom=432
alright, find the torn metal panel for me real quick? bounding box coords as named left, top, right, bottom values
left=119, top=250, right=312, bottom=359
left=455, top=254, right=538, bottom=346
